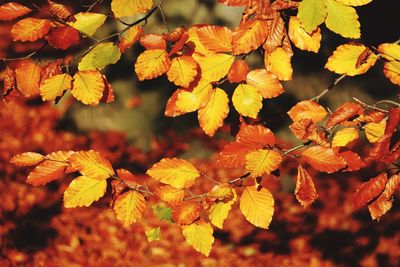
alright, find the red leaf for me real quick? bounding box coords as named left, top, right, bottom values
left=140, top=34, right=166, bottom=50
left=40, top=59, right=63, bottom=85
left=368, top=174, right=400, bottom=220
left=326, top=102, right=364, bottom=128
left=46, top=26, right=80, bottom=50
left=352, top=173, right=387, bottom=210
left=48, top=0, right=72, bottom=20
left=339, top=150, right=366, bottom=172
left=295, top=165, right=318, bottom=208
left=0, top=2, right=32, bottom=21
left=228, top=60, right=249, bottom=83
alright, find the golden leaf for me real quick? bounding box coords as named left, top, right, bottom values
left=245, top=149, right=282, bottom=177
left=264, top=48, right=293, bottom=81
left=325, top=0, right=360, bottom=38
left=166, top=55, right=198, bottom=87
left=192, top=52, right=234, bottom=82
left=331, top=127, right=359, bottom=147
left=240, top=186, right=274, bottom=229
left=10, top=152, right=45, bottom=166
left=246, top=69, right=284, bottom=99
left=365, top=121, right=386, bottom=143
left=182, top=222, right=214, bottom=256
left=40, top=73, right=73, bottom=101
left=232, top=19, right=269, bottom=55
left=114, top=190, right=146, bottom=227
left=209, top=188, right=237, bottom=229
left=78, top=42, right=121, bottom=71
left=288, top=16, right=321, bottom=53
left=232, top=84, right=263, bottom=118
left=68, top=12, right=107, bottom=36
left=134, top=49, right=170, bottom=81
left=68, top=150, right=115, bottom=180
left=72, top=70, right=105, bottom=106
left=111, top=0, right=153, bottom=18
left=63, top=176, right=107, bottom=208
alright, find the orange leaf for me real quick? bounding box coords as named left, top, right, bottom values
left=228, top=60, right=249, bottom=83
left=245, top=149, right=282, bottom=177
left=196, top=25, right=233, bottom=53
left=116, top=168, right=139, bottom=184
left=15, top=61, right=41, bottom=97
left=339, top=150, right=365, bottom=172
left=302, top=146, right=346, bottom=173
left=263, top=13, right=285, bottom=54
left=287, top=100, right=327, bottom=123
left=46, top=26, right=79, bottom=50
left=10, top=152, right=45, bottom=166
left=240, top=186, right=274, bottom=229
left=166, top=55, right=198, bottom=87
left=27, top=151, right=75, bottom=186
left=218, top=0, right=248, bottom=6
left=246, top=69, right=284, bottom=99
left=368, top=174, right=400, bottom=220
left=135, top=49, right=170, bottom=81
left=12, top=18, right=51, bottom=42
left=352, top=173, right=387, bottom=210
left=68, top=150, right=115, bottom=180
left=40, top=73, right=73, bottom=101
left=72, top=70, right=105, bottom=106
left=217, top=141, right=261, bottom=168
left=326, top=102, right=364, bottom=128
left=0, top=2, right=31, bottom=21
left=48, top=0, right=72, bottom=19
left=232, top=19, right=269, bottom=55
left=172, top=202, right=203, bottom=225
left=295, top=165, right=318, bottom=208
left=155, top=185, right=185, bottom=205
left=140, top=34, right=166, bottom=50
left=114, top=190, right=146, bottom=227
left=237, top=124, right=276, bottom=146
left=165, top=90, right=186, bottom=117
left=118, top=25, right=143, bottom=53
left=288, top=16, right=321, bottom=53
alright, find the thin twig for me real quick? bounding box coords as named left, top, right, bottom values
left=310, top=74, right=347, bottom=102
left=353, top=97, right=389, bottom=113
left=0, top=43, right=47, bottom=62
left=184, top=193, right=207, bottom=201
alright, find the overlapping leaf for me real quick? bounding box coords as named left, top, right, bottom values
left=287, top=100, right=327, bottom=123
left=264, top=48, right=293, bottom=81
left=192, top=53, right=234, bottom=82
left=64, top=176, right=107, bottom=208
left=0, top=2, right=32, bottom=21
left=40, top=73, right=73, bottom=101
left=78, top=42, right=121, bottom=71
left=196, top=25, right=233, bottom=53
left=172, top=202, right=202, bottom=225
left=68, top=150, right=115, bottom=180
left=135, top=49, right=170, bottom=81
left=15, top=61, right=41, bottom=97
left=331, top=127, right=359, bottom=147
left=114, top=190, right=146, bottom=227
left=232, top=19, right=269, bottom=55
left=288, top=17, right=321, bottom=53
left=209, top=188, right=237, bottom=229
left=166, top=56, right=198, bottom=87
left=240, top=186, right=274, bottom=229
left=69, top=12, right=107, bottom=36
left=302, top=146, right=346, bottom=173
left=10, top=152, right=45, bottom=166
left=352, top=173, right=387, bottom=210
left=245, top=149, right=282, bottom=177
left=111, top=0, right=153, bottom=18
left=72, top=70, right=105, bottom=105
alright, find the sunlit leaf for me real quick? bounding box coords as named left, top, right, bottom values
left=68, top=150, right=115, bottom=180
left=135, top=49, right=170, bottom=81
left=140, top=34, right=166, bottom=50
left=352, top=173, right=387, bottom=210
left=40, top=73, right=73, bottom=101
left=240, top=186, right=274, bottom=229
left=365, top=121, right=386, bottom=143
left=368, top=174, right=400, bottom=220
left=232, top=19, right=269, bottom=55
left=196, top=25, right=232, bottom=53
left=288, top=16, right=321, bottom=53
left=264, top=48, right=293, bottom=81
left=172, top=202, right=202, bottom=225
left=155, top=185, right=185, bottom=205
left=10, top=152, right=45, bottom=166
left=12, top=18, right=51, bottom=41
left=295, top=165, right=318, bottom=208
left=287, top=100, right=327, bottom=123
left=383, top=61, right=400, bottom=86
left=48, top=0, right=72, bottom=19
left=228, top=60, right=249, bottom=83
left=192, top=53, right=234, bottom=82
left=232, top=84, right=263, bottom=118
left=111, top=0, right=153, bottom=18
left=209, top=188, right=237, bottom=229
left=118, top=25, right=143, bottom=52
left=245, top=149, right=282, bottom=177
left=15, top=61, right=41, bottom=97
left=378, top=43, right=400, bottom=61
left=325, top=0, right=360, bottom=38
left=182, top=222, right=214, bottom=256
left=46, top=26, right=80, bottom=50
left=326, top=102, right=364, bottom=128
left=63, top=176, right=107, bottom=208
left=339, top=150, right=365, bottom=172
left=297, top=0, right=327, bottom=33
left=237, top=124, right=276, bottom=146
left=166, top=56, right=198, bottom=87
left=246, top=69, right=284, bottom=99
left=331, top=127, right=359, bottom=147
left=72, top=70, right=105, bottom=106
left=0, top=2, right=32, bottom=21
left=114, top=190, right=146, bottom=227
left=302, top=146, right=346, bottom=173
left=78, top=42, right=121, bottom=71
left=146, top=158, right=200, bottom=188
left=69, top=12, right=107, bottom=36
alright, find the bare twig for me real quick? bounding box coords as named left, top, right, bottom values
left=353, top=97, right=389, bottom=113
left=310, top=74, right=347, bottom=102
left=0, top=43, right=47, bottom=62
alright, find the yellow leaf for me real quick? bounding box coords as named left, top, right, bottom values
left=198, top=88, right=229, bottom=136
left=68, top=150, right=115, bottom=180
left=365, top=121, right=386, bottom=143
left=325, top=44, right=378, bottom=76
left=40, top=73, right=73, bottom=101
left=175, top=91, right=201, bottom=113
left=145, top=227, right=161, bottom=242
left=245, top=149, right=282, bottom=177
left=78, top=42, right=121, bottom=71
left=182, top=222, right=214, bottom=256
left=118, top=25, right=143, bottom=53
left=232, top=19, right=269, bottom=55
left=331, top=127, right=359, bottom=147
left=146, top=158, right=200, bottom=188
left=288, top=16, right=321, bottom=53
left=264, top=48, right=293, bottom=81
left=336, top=0, right=372, bottom=6
left=209, top=188, right=237, bottom=229
left=240, top=186, right=274, bottom=229
left=232, top=84, right=262, bottom=118
left=10, top=152, right=45, bottom=166
left=325, top=0, right=360, bottom=38
left=63, top=176, right=107, bottom=208
left=383, top=61, right=400, bottom=86
left=192, top=52, right=234, bottom=82
left=134, top=49, right=170, bottom=81
left=69, top=12, right=107, bottom=36
left=114, top=190, right=146, bottom=227
left=72, top=70, right=105, bottom=106
left=111, top=0, right=152, bottom=18
left=166, top=55, right=198, bottom=87
left=246, top=69, right=284, bottom=99
left=378, top=43, right=400, bottom=61
left=287, top=100, right=328, bottom=123
left=297, top=0, right=327, bottom=33
left=187, top=27, right=213, bottom=55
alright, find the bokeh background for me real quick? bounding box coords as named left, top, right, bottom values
left=0, top=0, right=399, bottom=266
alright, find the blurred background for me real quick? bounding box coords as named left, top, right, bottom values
left=0, top=0, right=399, bottom=266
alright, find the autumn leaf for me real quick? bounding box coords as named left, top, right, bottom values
left=196, top=25, right=233, bottom=53
left=383, top=61, right=400, bottom=86
left=166, top=56, right=198, bottom=87
left=232, top=19, right=269, bottom=55
left=154, top=185, right=185, bottom=205
left=365, top=121, right=386, bottom=143
left=207, top=184, right=233, bottom=200
left=331, top=127, right=359, bottom=147
left=228, top=60, right=249, bottom=83
left=69, top=12, right=107, bottom=36
left=246, top=69, right=284, bottom=99
left=264, top=48, right=293, bottom=81
left=339, top=150, right=365, bottom=172
left=68, top=150, right=115, bottom=180
left=287, top=100, right=327, bottom=123
left=146, top=158, right=200, bottom=188
left=172, top=202, right=203, bottom=225
left=116, top=169, right=138, bottom=184
left=72, top=70, right=106, bottom=106
left=263, top=13, right=285, bottom=54
left=46, top=26, right=80, bottom=50
left=378, top=43, right=400, bottom=61
left=326, top=102, right=364, bottom=128
left=111, top=0, right=153, bottom=18
left=114, top=190, right=146, bottom=227
left=232, top=84, right=263, bottom=118
left=352, top=173, right=387, bottom=210
left=140, top=34, right=166, bottom=50
left=78, top=42, right=121, bottom=71
left=209, top=188, right=237, bottom=229
left=118, top=25, right=143, bottom=52
left=145, top=227, right=162, bottom=242
left=152, top=205, right=173, bottom=222
left=325, top=0, right=360, bottom=38
left=295, top=165, right=318, bottom=208
left=245, top=149, right=282, bottom=177
left=218, top=0, right=248, bottom=6
left=217, top=141, right=260, bottom=168
left=64, top=176, right=107, bottom=208
left=182, top=222, right=214, bottom=256
left=325, top=44, right=378, bottom=75
left=135, top=49, right=170, bottom=81
left=198, top=88, right=229, bottom=136
left=240, top=186, right=274, bottom=229
left=368, top=174, right=400, bottom=220
left=15, top=61, right=41, bottom=97
left=302, top=146, right=346, bottom=173
left=288, top=16, right=321, bottom=53
left=192, top=53, right=234, bottom=82
left=0, top=2, right=32, bottom=21
left=297, top=0, right=327, bottom=33
left=11, top=18, right=51, bottom=42
left=26, top=151, right=74, bottom=186
left=40, top=73, right=73, bottom=101
left=336, top=0, right=372, bottom=6
left=10, top=152, right=45, bottom=166
left=237, top=124, right=276, bottom=146
left=48, top=0, right=72, bottom=19
left=165, top=90, right=187, bottom=117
